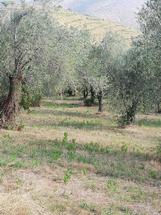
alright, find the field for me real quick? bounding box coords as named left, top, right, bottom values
left=0, top=98, right=161, bottom=215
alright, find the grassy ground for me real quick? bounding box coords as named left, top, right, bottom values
left=0, top=98, right=160, bottom=215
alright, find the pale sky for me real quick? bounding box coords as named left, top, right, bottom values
left=61, top=0, right=77, bottom=8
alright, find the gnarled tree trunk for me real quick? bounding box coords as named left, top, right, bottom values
left=0, top=74, right=22, bottom=129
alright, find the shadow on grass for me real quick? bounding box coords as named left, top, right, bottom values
left=30, top=118, right=117, bottom=132
left=60, top=97, right=82, bottom=101
left=32, top=109, right=100, bottom=120
left=30, top=108, right=117, bottom=131
left=42, top=100, right=81, bottom=109
left=1, top=135, right=160, bottom=185
left=137, top=118, right=161, bottom=128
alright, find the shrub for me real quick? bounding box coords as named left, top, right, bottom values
left=84, top=98, right=93, bottom=107
left=21, top=85, right=42, bottom=109
left=21, top=85, right=31, bottom=110
left=30, top=93, right=42, bottom=107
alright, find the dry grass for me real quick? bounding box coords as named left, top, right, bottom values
left=0, top=98, right=160, bottom=215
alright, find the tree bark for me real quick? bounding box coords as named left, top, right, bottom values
left=98, top=91, right=103, bottom=112
left=0, top=74, right=22, bottom=129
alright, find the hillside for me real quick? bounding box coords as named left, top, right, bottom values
left=61, top=0, right=146, bottom=29
left=54, top=7, right=139, bottom=43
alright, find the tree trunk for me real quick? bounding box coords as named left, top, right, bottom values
left=125, top=102, right=137, bottom=125
left=157, top=102, right=161, bottom=113
left=98, top=91, right=103, bottom=112
left=90, top=86, right=95, bottom=105
left=83, top=87, right=88, bottom=105
left=0, top=75, right=22, bottom=129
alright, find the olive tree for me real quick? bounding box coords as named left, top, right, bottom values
left=107, top=0, right=161, bottom=125
left=100, top=32, right=146, bottom=125
left=0, top=1, right=66, bottom=128
left=108, top=38, right=149, bottom=125
left=138, top=0, right=161, bottom=113
left=76, top=43, right=107, bottom=111
left=58, top=28, right=91, bottom=98
left=86, top=45, right=108, bottom=112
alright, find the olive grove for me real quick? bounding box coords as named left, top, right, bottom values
left=0, top=0, right=161, bottom=128
left=0, top=0, right=91, bottom=128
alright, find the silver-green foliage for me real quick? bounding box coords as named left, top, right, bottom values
left=138, top=0, right=161, bottom=112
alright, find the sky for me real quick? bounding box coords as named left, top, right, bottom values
left=62, top=0, right=97, bottom=11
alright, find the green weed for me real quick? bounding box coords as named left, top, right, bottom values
left=149, top=169, right=158, bottom=179
left=49, top=203, right=66, bottom=213
left=121, top=143, right=128, bottom=153
left=62, top=132, right=68, bottom=145
left=63, top=168, right=72, bottom=184
left=52, top=150, right=62, bottom=161
left=79, top=200, right=96, bottom=213
left=102, top=205, right=136, bottom=215
left=106, top=179, right=118, bottom=192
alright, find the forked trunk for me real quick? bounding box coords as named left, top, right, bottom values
left=98, top=91, right=103, bottom=112
left=0, top=75, right=22, bottom=129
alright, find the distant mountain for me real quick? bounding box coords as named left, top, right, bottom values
left=61, top=0, right=146, bottom=29
left=53, top=7, right=138, bottom=45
